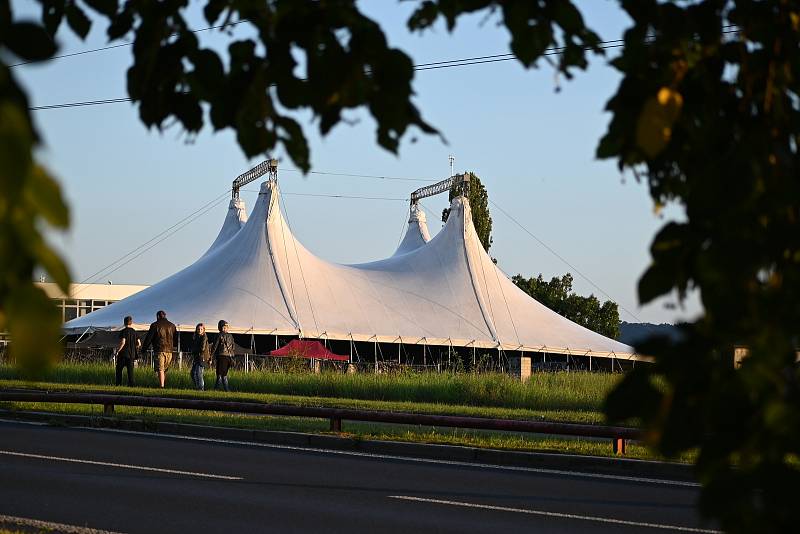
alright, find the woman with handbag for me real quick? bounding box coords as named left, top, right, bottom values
left=190, top=323, right=210, bottom=390
left=211, top=319, right=234, bottom=391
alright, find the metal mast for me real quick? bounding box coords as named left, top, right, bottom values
left=409, top=172, right=470, bottom=212
left=231, top=158, right=278, bottom=200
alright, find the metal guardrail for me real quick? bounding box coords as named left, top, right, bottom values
left=0, top=390, right=640, bottom=455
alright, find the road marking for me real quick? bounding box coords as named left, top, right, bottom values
left=388, top=496, right=721, bottom=533
left=71, top=425, right=699, bottom=487
left=0, top=513, right=122, bottom=534
left=0, top=450, right=242, bottom=480
left=0, top=417, right=47, bottom=426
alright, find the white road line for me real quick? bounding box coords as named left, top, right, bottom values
left=388, top=496, right=721, bottom=533
left=70, top=424, right=699, bottom=488
left=0, top=513, right=122, bottom=534
left=0, top=417, right=47, bottom=426
left=0, top=450, right=242, bottom=480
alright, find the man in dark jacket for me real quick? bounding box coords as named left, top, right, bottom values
left=141, top=310, right=177, bottom=388
left=114, top=315, right=140, bottom=386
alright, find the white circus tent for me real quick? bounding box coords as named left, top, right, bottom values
left=65, top=173, right=636, bottom=360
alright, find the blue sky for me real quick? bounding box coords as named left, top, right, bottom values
left=13, top=0, right=701, bottom=324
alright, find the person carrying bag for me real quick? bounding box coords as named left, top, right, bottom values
left=210, top=320, right=234, bottom=391
left=190, top=323, right=210, bottom=390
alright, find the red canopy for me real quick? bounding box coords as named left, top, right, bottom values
left=269, top=339, right=349, bottom=361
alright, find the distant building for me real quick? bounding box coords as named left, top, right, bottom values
left=0, top=282, right=149, bottom=347
left=37, top=282, right=149, bottom=322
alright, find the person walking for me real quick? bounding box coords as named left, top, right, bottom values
left=190, top=323, right=210, bottom=390
left=210, top=320, right=234, bottom=391
left=141, top=310, right=177, bottom=388
left=114, top=316, right=140, bottom=386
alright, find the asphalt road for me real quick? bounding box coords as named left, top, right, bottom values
left=0, top=420, right=718, bottom=533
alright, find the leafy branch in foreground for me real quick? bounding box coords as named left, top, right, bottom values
left=599, top=1, right=800, bottom=531
left=0, top=10, right=71, bottom=378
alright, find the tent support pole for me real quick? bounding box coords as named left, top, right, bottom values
left=75, top=327, right=91, bottom=345
left=374, top=339, right=377, bottom=374
left=448, top=339, right=452, bottom=369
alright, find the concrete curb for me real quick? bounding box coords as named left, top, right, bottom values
left=0, top=408, right=695, bottom=482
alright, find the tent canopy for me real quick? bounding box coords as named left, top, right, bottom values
left=65, top=178, right=639, bottom=360
left=270, top=339, right=349, bottom=361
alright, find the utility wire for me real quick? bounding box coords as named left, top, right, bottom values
left=10, top=20, right=246, bottom=68
left=242, top=189, right=407, bottom=201
left=23, top=36, right=645, bottom=112
left=23, top=25, right=740, bottom=110
left=71, top=188, right=231, bottom=295
left=488, top=198, right=645, bottom=323
left=283, top=192, right=406, bottom=201
left=281, top=168, right=431, bottom=183
left=77, top=187, right=407, bottom=292
left=87, top=194, right=229, bottom=285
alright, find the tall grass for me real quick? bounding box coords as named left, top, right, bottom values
left=0, top=362, right=619, bottom=412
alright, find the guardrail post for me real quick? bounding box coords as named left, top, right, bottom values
left=613, top=437, right=626, bottom=455
left=103, top=403, right=115, bottom=416
left=330, top=417, right=342, bottom=432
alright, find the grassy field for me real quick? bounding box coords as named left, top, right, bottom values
left=0, top=362, right=619, bottom=411
left=0, top=362, right=684, bottom=461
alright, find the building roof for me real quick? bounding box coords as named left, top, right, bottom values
left=65, top=179, right=637, bottom=359
left=38, top=282, right=148, bottom=301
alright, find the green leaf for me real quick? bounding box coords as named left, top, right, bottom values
left=0, top=102, right=34, bottom=190
left=277, top=115, right=310, bottom=172
left=24, top=165, right=69, bottom=228
left=203, top=0, right=226, bottom=25
left=84, top=0, right=118, bottom=17
left=40, top=0, right=65, bottom=36
left=65, top=2, right=91, bottom=39
left=6, top=283, right=63, bottom=379
left=107, top=6, right=133, bottom=40
left=4, top=22, right=57, bottom=61
left=603, top=366, right=662, bottom=425
left=637, top=263, right=675, bottom=305
left=189, top=48, right=225, bottom=97
left=31, top=237, right=72, bottom=294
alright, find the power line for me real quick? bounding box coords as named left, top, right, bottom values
left=88, top=194, right=229, bottom=285
left=23, top=36, right=639, bottom=112
left=70, top=188, right=231, bottom=295
left=30, top=97, right=130, bottom=111
left=487, top=198, right=645, bottom=323
left=10, top=20, right=246, bottom=68
left=77, top=187, right=407, bottom=290
left=26, top=28, right=738, bottom=112
left=243, top=189, right=407, bottom=201
left=281, top=169, right=431, bottom=183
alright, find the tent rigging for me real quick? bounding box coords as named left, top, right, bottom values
left=65, top=160, right=640, bottom=363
